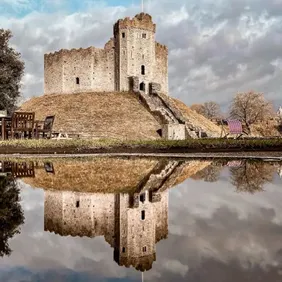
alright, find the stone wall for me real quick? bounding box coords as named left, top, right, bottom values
left=44, top=190, right=63, bottom=234
left=44, top=44, right=115, bottom=95
left=44, top=52, right=64, bottom=94
left=154, top=43, right=168, bottom=94
left=162, top=124, right=187, bottom=140
left=44, top=190, right=115, bottom=238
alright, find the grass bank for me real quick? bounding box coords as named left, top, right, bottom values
left=0, top=138, right=282, bottom=154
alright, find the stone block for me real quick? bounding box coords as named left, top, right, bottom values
left=149, top=83, right=161, bottom=95
left=162, top=124, right=186, bottom=140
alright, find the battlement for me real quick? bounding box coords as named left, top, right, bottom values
left=104, top=38, right=115, bottom=50
left=114, top=13, right=156, bottom=35
left=155, top=42, right=168, bottom=55
left=117, top=253, right=156, bottom=272
left=44, top=46, right=103, bottom=60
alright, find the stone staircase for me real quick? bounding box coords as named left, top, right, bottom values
left=130, top=76, right=209, bottom=139
left=131, top=160, right=181, bottom=208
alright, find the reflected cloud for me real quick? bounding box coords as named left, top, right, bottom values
left=0, top=157, right=282, bottom=281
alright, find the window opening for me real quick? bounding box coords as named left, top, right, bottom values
left=76, top=77, right=80, bottom=84
left=142, top=33, right=146, bottom=38
left=139, top=82, right=145, bottom=91
left=76, top=201, right=80, bottom=208
left=122, top=32, right=125, bottom=38
left=140, top=193, right=146, bottom=203
left=141, top=210, right=145, bottom=220
left=141, top=65, right=145, bottom=75
left=143, top=246, right=147, bottom=252
left=122, top=247, right=126, bottom=253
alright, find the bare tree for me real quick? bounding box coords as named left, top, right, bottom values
left=190, top=104, right=205, bottom=116
left=0, top=29, right=25, bottom=113
left=191, top=164, right=223, bottom=182
left=203, top=101, right=221, bottom=120
left=230, top=162, right=275, bottom=194
left=191, top=102, right=221, bottom=120
left=229, top=91, right=274, bottom=133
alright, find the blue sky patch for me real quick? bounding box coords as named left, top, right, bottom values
left=0, top=0, right=140, bottom=18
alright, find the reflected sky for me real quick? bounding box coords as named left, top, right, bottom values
left=0, top=158, right=282, bottom=281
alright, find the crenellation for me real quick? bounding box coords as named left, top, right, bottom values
left=44, top=12, right=168, bottom=95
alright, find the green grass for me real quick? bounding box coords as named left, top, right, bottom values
left=0, top=137, right=282, bottom=150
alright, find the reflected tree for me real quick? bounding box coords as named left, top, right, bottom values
left=0, top=175, right=24, bottom=257
left=192, top=164, right=223, bottom=182
left=230, top=162, right=275, bottom=194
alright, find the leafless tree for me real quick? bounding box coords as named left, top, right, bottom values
left=191, top=164, right=223, bottom=182
left=230, top=162, right=275, bottom=194
left=191, top=102, right=221, bottom=120
left=190, top=104, right=205, bottom=116
left=0, top=29, right=25, bottom=113
left=202, top=101, right=221, bottom=120
left=229, top=91, right=275, bottom=133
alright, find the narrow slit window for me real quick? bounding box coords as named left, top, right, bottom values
left=76, top=77, right=80, bottom=84
left=122, top=247, right=126, bottom=253
left=143, top=246, right=147, bottom=252
left=122, top=32, right=125, bottom=38
left=76, top=201, right=80, bottom=208
left=141, top=210, right=145, bottom=220
left=141, top=65, right=145, bottom=75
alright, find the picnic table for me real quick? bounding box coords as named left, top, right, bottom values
left=0, top=116, right=12, bottom=140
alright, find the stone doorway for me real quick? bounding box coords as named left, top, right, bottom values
left=140, top=82, right=145, bottom=91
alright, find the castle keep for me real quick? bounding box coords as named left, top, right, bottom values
left=44, top=13, right=168, bottom=95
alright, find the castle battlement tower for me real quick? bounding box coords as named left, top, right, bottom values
left=44, top=13, right=168, bottom=95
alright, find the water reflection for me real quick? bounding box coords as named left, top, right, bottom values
left=0, top=157, right=282, bottom=281
left=0, top=162, right=25, bottom=257
left=39, top=159, right=208, bottom=272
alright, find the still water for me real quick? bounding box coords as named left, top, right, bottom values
left=0, top=157, right=282, bottom=281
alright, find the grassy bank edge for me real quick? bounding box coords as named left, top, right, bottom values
left=0, top=138, right=282, bottom=150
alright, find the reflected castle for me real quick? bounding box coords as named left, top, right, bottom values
left=45, top=190, right=168, bottom=271
left=40, top=158, right=210, bottom=271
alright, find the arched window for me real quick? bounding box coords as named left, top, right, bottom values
left=76, top=201, right=80, bottom=208
left=139, top=82, right=145, bottom=91
left=141, top=65, right=145, bottom=75
left=76, top=77, right=80, bottom=85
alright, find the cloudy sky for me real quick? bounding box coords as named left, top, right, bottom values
left=1, top=160, right=282, bottom=281
left=1, top=0, right=282, bottom=110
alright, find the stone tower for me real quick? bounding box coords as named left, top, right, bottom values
left=114, top=13, right=158, bottom=94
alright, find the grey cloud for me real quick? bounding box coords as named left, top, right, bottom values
left=1, top=0, right=282, bottom=113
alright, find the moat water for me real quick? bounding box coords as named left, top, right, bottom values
left=1, top=157, right=282, bottom=281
